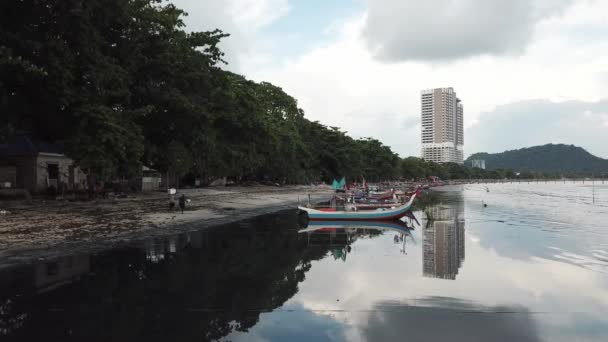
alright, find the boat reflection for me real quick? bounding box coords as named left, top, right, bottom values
left=298, top=218, right=416, bottom=260
left=422, top=197, right=466, bottom=280
left=299, top=219, right=415, bottom=234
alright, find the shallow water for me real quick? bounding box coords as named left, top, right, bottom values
left=1, top=183, right=608, bottom=341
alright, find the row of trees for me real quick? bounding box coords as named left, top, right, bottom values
left=1, top=0, right=403, bottom=185
left=1, top=1, right=581, bottom=186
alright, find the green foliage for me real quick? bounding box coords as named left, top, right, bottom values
left=166, top=141, right=193, bottom=178
left=67, top=105, right=145, bottom=178
left=396, top=156, right=590, bottom=180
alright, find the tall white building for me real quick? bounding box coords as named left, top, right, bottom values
left=421, top=87, right=464, bottom=164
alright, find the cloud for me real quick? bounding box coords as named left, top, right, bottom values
left=169, top=0, right=289, bottom=71
left=466, top=99, right=608, bottom=158
left=228, top=0, right=290, bottom=30
left=362, top=0, right=573, bottom=62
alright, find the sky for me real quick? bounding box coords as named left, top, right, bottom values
left=170, top=0, right=608, bottom=158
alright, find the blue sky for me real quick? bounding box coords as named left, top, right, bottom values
left=171, top=0, right=608, bottom=159
left=267, top=0, right=363, bottom=53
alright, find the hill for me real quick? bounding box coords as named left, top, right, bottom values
left=465, top=144, right=608, bottom=174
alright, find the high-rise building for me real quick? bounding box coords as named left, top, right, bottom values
left=471, top=159, right=486, bottom=169
left=421, top=87, right=464, bottom=164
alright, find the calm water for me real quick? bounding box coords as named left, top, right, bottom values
left=1, top=183, right=608, bottom=341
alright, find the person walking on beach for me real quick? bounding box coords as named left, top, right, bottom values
left=178, top=194, right=186, bottom=214
left=168, top=188, right=176, bottom=211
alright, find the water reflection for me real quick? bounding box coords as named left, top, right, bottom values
left=362, top=298, right=541, bottom=342
left=1, top=185, right=608, bottom=341
left=423, top=196, right=465, bottom=280
left=0, top=212, right=332, bottom=341
left=299, top=219, right=415, bottom=260
left=0, top=254, right=91, bottom=337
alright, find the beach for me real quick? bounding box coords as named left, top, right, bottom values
left=0, top=185, right=332, bottom=268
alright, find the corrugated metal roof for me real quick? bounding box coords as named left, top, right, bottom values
left=0, top=135, right=65, bottom=156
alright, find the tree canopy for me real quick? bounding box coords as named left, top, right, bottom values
left=2, top=0, right=588, bottom=185
left=1, top=0, right=408, bottom=184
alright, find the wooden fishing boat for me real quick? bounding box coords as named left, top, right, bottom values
left=367, top=190, right=394, bottom=200
left=299, top=191, right=418, bottom=221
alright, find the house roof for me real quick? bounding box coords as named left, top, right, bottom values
left=0, top=135, right=65, bottom=156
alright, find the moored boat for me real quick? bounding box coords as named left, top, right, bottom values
left=298, top=191, right=418, bottom=221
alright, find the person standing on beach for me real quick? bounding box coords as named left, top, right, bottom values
left=168, top=188, right=176, bottom=211
left=178, top=194, right=186, bottom=214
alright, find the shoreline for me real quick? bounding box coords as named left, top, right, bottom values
left=2, top=180, right=601, bottom=269
left=0, top=185, right=333, bottom=269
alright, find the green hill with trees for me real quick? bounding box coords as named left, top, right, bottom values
left=466, top=144, right=608, bottom=175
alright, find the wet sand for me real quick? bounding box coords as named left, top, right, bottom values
left=0, top=185, right=332, bottom=268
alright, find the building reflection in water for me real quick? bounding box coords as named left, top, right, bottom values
left=423, top=196, right=465, bottom=280
left=34, top=255, right=90, bottom=293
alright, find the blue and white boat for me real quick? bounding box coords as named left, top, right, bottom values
left=298, top=191, right=418, bottom=221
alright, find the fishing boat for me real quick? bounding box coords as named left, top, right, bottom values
left=328, top=187, right=420, bottom=211
left=298, top=191, right=418, bottom=221
left=367, top=190, right=394, bottom=200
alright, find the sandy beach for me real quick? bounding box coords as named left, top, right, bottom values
left=0, top=185, right=332, bottom=268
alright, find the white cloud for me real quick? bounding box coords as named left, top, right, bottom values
left=600, top=114, right=608, bottom=127
left=228, top=0, right=289, bottom=30
left=170, top=0, right=290, bottom=71
left=362, top=0, right=573, bottom=62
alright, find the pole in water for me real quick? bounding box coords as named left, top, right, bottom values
left=592, top=176, right=595, bottom=204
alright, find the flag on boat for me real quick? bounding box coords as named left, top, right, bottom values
left=332, top=177, right=346, bottom=190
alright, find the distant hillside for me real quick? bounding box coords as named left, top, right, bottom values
left=466, top=144, right=608, bottom=173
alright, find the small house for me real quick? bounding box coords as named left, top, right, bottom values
left=0, top=135, right=86, bottom=193
left=140, top=166, right=162, bottom=191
